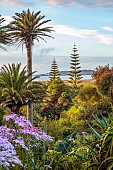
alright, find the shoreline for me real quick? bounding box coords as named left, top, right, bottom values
left=63, top=78, right=95, bottom=85
left=38, top=78, right=95, bottom=85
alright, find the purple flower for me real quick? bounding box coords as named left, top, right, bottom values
left=5, top=114, right=32, bottom=128
left=5, top=113, right=53, bottom=141
left=0, top=126, right=15, bottom=139
left=42, top=165, right=52, bottom=169
left=82, top=132, right=88, bottom=135
left=1, top=113, right=53, bottom=169
left=0, top=137, right=22, bottom=169
left=68, top=138, right=74, bottom=141
left=13, top=137, right=28, bottom=150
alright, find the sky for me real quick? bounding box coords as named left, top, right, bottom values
left=0, top=0, right=113, bottom=73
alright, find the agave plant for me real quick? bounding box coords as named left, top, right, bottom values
left=56, top=130, right=78, bottom=154
left=86, top=114, right=113, bottom=170
left=88, top=114, right=109, bottom=139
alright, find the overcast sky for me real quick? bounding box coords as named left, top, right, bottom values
left=0, top=0, right=113, bottom=73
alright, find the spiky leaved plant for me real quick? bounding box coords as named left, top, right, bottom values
left=0, top=63, right=39, bottom=114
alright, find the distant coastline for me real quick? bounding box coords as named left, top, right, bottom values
left=36, top=70, right=94, bottom=81
left=38, top=69, right=94, bottom=77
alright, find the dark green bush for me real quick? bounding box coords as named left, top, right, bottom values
left=42, top=150, right=82, bottom=170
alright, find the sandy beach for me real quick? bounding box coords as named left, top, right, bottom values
left=63, top=78, right=95, bottom=85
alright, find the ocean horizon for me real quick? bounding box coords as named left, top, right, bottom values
left=37, top=74, right=92, bottom=81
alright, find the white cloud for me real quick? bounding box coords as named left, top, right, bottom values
left=40, top=0, right=113, bottom=9
left=0, top=0, right=33, bottom=6
left=39, top=0, right=75, bottom=6
left=95, top=34, right=113, bottom=45
left=77, top=0, right=113, bottom=8
left=1, top=0, right=113, bottom=9
left=3, top=16, right=13, bottom=24
left=2, top=15, right=113, bottom=45
left=102, top=27, right=113, bottom=32
left=52, top=23, right=113, bottom=45
left=53, top=24, right=97, bottom=38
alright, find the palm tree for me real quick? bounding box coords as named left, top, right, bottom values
left=8, top=9, right=54, bottom=122
left=0, top=15, right=12, bottom=50
left=0, top=63, right=39, bottom=114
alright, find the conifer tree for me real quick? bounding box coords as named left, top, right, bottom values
left=42, top=78, right=72, bottom=119
left=49, top=58, right=60, bottom=81
left=68, top=44, right=82, bottom=90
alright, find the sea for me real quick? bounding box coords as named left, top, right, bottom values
left=37, top=74, right=92, bottom=81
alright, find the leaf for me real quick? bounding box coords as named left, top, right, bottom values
left=56, top=130, right=78, bottom=154
left=93, top=114, right=108, bottom=129
left=88, top=123, right=101, bottom=139
left=99, top=157, right=113, bottom=170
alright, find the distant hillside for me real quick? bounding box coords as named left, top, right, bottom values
left=39, top=69, right=94, bottom=76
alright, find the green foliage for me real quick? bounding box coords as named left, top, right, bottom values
left=75, top=84, right=112, bottom=123
left=88, top=123, right=101, bottom=139
left=68, top=44, right=82, bottom=90
left=95, top=96, right=112, bottom=116
left=0, top=63, right=40, bottom=113
left=42, top=150, right=80, bottom=170
left=41, top=133, right=95, bottom=170
left=86, top=114, right=113, bottom=170
left=46, top=105, right=86, bottom=141
left=49, top=58, right=60, bottom=81
left=0, top=105, right=5, bottom=125
left=73, top=133, right=95, bottom=164
left=76, top=84, right=101, bottom=104
left=46, top=105, right=85, bottom=141
left=87, top=133, right=110, bottom=169
left=46, top=118, right=73, bottom=141
left=8, top=9, right=54, bottom=48
left=65, top=84, right=76, bottom=99
left=8, top=9, right=54, bottom=122
left=42, top=83, right=111, bottom=141
left=92, top=114, right=109, bottom=130
left=42, top=78, right=72, bottom=119
left=56, top=130, right=78, bottom=154
left=65, top=105, right=85, bottom=129
left=0, top=15, right=12, bottom=51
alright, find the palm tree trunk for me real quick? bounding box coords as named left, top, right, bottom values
left=27, top=102, right=33, bottom=124
left=26, top=44, right=33, bottom=124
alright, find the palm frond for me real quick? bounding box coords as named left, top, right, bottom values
left=0, top=63, right=42, bottom=112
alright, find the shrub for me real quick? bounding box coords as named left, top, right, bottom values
left=93, top=65, right=113, bottom=96
left=0, top=105, right=5, bottom=125
left=42, top=150, right=78, bottom=170
left=0, top=113, right=53, bottom=170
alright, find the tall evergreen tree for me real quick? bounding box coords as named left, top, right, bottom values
left=68, top=44, right=82, bottom=90
left=49, top=58, right=60, bottom=81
